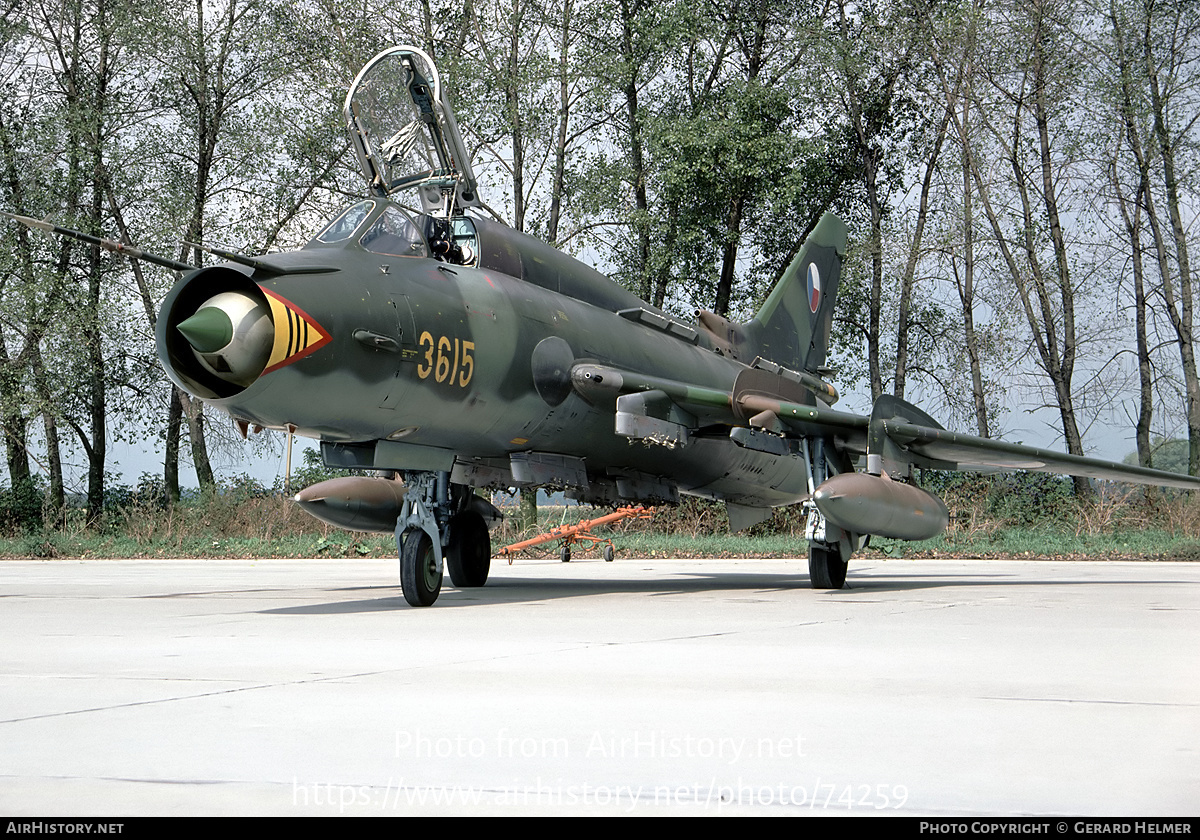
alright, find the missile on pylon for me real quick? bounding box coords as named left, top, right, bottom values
left=812, top=472, right=949, bottom=541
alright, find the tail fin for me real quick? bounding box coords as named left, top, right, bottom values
left=742, top=213, right=847, bottom=372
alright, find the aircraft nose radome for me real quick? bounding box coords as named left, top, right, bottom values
left=177, top=307, right=233, bottom=353
left=178, top=290, right=273, bottom=388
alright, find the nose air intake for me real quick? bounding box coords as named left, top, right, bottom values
left=176, top=291, right=273, bottom=388
left=159, top=265, right=330, bottom=400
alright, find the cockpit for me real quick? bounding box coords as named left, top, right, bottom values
left=312, top=200, right=374, bottom=245
left=304, top=198, right=648, bottom=314
left=330, top=46, right=484, bottom=270
left=307, top=199, right=478, bottom=267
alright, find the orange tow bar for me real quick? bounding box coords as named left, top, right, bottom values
left=495, top=506, right=653, bottom=563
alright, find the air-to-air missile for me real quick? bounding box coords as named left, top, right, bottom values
left=9, top=45, right=1200, bottom=606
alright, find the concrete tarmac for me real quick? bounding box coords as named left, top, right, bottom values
left=0, top=555, right=1196, bottom=816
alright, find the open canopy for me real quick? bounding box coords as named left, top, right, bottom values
left=344, top=45, right=481, bottom=217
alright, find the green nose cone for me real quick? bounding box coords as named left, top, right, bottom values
left=177, top=307, right=234, bottom=353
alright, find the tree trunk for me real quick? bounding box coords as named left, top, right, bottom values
left=618, top=0, right=652, bottom=300
left=165, top=387, right=183, bottom=503
left=547, top=0, right=573, bottom=246
left=893, top=111, right=947, bottom=399
left=518, top=488, right=538, bottom=532
left=83, top=0, right=112, bottom=518
left=29, top=342, right=64, bottom=515
left=714, top=194, right=744, bottom=316
left=1144, top=14, right=1199, bottom=473
left=180, top=391, right=215, bottom=489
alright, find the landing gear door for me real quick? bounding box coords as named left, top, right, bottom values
left=344, top=45, right=481, bottom=216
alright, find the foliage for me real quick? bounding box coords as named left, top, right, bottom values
left=290, top=448, right=364, bottom=491
left=0, top=0, right=1198, bottom=518
left=4, top=478, right=1200, bottom=561
left=918, top=470, right=1076, bottom=530
left=1124, top=439, right=1190, bottom=474
left=0, top=478, right=44, bottom=533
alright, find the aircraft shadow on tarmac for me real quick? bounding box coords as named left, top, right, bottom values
left=253, top=563, right=1154, bottom=615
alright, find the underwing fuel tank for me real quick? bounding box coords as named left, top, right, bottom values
left=294, top=477, right=505, bottom=535
left=812, top=473, right=949, bottom=541
left=294, top=477, right=410, bottom=534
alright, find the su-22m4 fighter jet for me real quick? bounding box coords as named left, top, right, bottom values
left=11, top=46, right=1200, bottom=606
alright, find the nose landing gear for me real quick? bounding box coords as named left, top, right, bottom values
left=395, top=471, right=498, bottom=606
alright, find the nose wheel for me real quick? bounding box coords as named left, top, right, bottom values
left=396, top=472, right=502, bottom=606
left=446, top=511, right=491, bottom=587
left=399, top=528, right=442, bottom=606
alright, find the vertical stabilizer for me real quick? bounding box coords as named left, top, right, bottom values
left=742, top=213, right=847, bottom=373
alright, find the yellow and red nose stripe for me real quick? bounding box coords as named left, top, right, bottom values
left=262, top=288, right=332, bottom=374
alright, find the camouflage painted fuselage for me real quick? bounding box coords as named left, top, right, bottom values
left=157, top=200, right=820, bottom=509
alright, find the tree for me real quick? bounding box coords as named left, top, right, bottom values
left=922, top=0, right=1002, bottom=437
left=821, top=0, right=924, bottom=398
left=1104, top=0, right=1200, bottom=474
left=8, top=0, right=130, bottom=518
left=960, top=0, right=1099, bottom=498
left=126, top=0, right=356, bottom=498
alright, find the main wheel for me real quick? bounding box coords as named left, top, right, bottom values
left=446, top=511, right=491, bottom=588
left=560, top=545, right=571, bottom=563
left=400, top=528, right=442, bottom=606
left=808, top=542, right=848, bottom=589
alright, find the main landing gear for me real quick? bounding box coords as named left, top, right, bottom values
left=801, top=438, right=858, bottom=590
left=803, top=497, right=862, bottom=591
left=395, top=471, right=498, bottom=606
left=807, top=540, right=848, bottom=589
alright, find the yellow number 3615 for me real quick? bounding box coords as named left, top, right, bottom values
left=417, top=331, right=475, bottom=388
